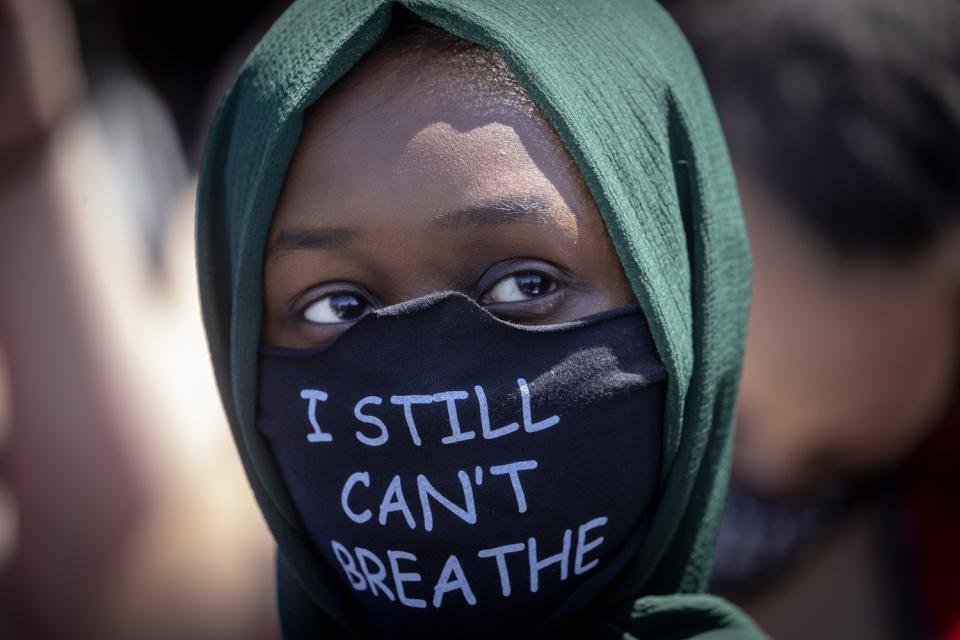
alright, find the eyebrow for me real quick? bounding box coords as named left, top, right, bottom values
left=433, top=193, right=555, bottom=230
left=266, top=193, right=557, bottom=260
left=267, top=226, right=357, bottom=260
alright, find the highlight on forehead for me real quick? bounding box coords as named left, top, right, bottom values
left=319, top=9, right=544, bottom=123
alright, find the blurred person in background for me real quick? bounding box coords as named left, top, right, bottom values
left=0, top=0, right=145, bottom=636
left=0, top=0, right=278, bottom=637
left=666, top=0, right=960, bottom=638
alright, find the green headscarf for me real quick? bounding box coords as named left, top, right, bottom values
left=196, top=0, right=762, bottom=637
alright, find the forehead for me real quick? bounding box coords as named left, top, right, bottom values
left=272, top=37, right=585, bottom=234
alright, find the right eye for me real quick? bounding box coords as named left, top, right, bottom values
left=302, top=292, right=371, bottom=324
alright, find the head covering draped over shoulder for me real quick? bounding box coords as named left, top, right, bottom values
left=196, top=0, right=761, bottom=637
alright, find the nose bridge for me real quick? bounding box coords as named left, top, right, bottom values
left=387, top=259, right=469, bottom=306
left=364, top=226, right=471, bottom=306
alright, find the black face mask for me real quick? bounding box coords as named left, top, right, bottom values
left=257, top=293, right=666, bottom=638
left=710, top=479, right=854, bottom=594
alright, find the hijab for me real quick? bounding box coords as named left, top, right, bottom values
left=196, top=1, right=761, bottom=637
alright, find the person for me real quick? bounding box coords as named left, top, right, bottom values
left=0, top=1, right=276, bottom=637
left=664, top=0, right=960, bottom=637
left=196, top=1, right=764, bottom=637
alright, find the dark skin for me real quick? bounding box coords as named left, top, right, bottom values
left=262, top=43, right=634, bottom=348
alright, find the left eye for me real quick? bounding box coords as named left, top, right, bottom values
left=483, top=272, right=556, bottom=303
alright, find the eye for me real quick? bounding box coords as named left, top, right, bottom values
left=483, top=272, right=557, bottom=303
left=302, top=292, right=370, bottom=324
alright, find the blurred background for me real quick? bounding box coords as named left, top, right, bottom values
left=0, top=0, right=956, bottom=639
left=0, top=1, right=286, bottom=638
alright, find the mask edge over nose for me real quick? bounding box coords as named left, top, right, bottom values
left=260, top=290, right=650, bottom=359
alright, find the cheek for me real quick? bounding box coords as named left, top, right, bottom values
left=735, top=299, right=960, bottom=493
left=854, top=319, right=959, bottom=462
left=832, top=300, right=960, bottom=469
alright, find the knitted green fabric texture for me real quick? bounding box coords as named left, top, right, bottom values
left=196, top=0, right=762, bottom=637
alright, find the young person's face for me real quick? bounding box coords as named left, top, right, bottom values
left=734, top=172, right=960, bottom=495
left=262, top=46, right=634, bottom=349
